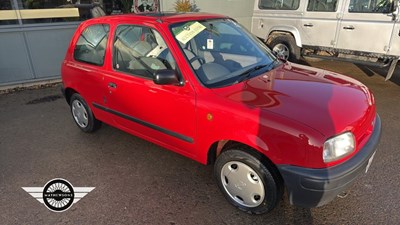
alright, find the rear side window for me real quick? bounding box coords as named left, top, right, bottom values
left=349, top=0, right=393, bottom=13
left=259, top=0, right=300, bottom=10
left=74, top=24, right=109, bottom=66
left=307, top=0, right=338, bottom=11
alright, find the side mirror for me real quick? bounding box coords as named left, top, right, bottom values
left=153, top=69, right=180, bottom=85
left=387, top=1, right=399, bottom=20
left=384, top=0, right=398, bottom=14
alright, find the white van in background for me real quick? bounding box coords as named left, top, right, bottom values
left=251, top=0, right=400, bottom=80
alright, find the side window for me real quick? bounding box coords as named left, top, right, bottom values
left=259, top=0, right=300, bottom=10
left=74, top=24, right=109, bottom=66
left=307, top=0, right=338, bottom=11
left=113, top=25, right=176, bottom=79
left=349, top=0, right=394, bottom=13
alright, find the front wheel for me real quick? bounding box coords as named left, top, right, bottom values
left=214, top=148, right=283, bottom=214
left=268, top=34, right=301, bottom=63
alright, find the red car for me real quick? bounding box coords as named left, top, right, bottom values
left=61, top=12, right=381, bottom=214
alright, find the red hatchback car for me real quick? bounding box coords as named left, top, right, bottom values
left=61, top=12, right=381, bottom=214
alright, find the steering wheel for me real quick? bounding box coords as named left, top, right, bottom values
left=189, top=56, right=205, bottom=66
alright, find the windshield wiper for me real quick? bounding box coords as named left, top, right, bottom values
left=236, top=61, right=276, bottom=83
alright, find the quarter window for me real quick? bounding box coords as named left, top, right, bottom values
left=307, top=0, right=338, bottom=11
left=113, top=25, right=177, bottom=79
left=74, top=24, right=109, bottom=66
left=349, top=0, right=394, bottom=13
left=259, top=0, right=300, bottom=10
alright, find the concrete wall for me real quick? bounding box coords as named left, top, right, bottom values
left=0, top=24, right=78, bottom=85
left=160, top=0, right=255, bottom=29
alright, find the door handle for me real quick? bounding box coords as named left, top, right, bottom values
left=303, top=23, right=314, bottom=27
left=343, top=25, right=355, bottom=30
left=108, top=82, right=117, bottom=88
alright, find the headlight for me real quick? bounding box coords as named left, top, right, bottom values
left=323, top=132, right=355, bottom=163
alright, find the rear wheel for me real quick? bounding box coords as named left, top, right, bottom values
left=214, top=148, right=283, bottom=214
left=70, top=93, right=101, bottom=133
left=269, top=34, right=301, bottom=62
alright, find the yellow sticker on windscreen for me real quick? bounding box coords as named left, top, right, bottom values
left=175, top=22, right=206, bottom=45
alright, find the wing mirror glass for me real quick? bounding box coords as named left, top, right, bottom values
left=153, top=69, right=180, bottom=85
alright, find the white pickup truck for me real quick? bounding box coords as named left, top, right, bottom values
left=252, top=0, right=400, bottom=80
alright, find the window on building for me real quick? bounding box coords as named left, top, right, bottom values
left=74, top=24, right=109, bottom=66
left=18, top=0, right=105, bottom=24
left=0, top=0, right=18, bottom=25
left=307, top=0, right=338, bottom=12
left=113, top=25, right=176, bottom=79
left=259, top=0, right=300, bottom=10
left=349, top=0, right=394, bottom=13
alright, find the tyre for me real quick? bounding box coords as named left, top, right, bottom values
left=214, top=148, right=283, bottom=214
left=268, top=34, right=301, bottom=62
left=70, top=93, right=101, bottom=133
left=303, top=56, right=323, bottom=63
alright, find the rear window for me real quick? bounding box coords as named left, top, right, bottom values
left=74, top=24, right=109, bottom=66
left=259, top=0, right=300, bottom=10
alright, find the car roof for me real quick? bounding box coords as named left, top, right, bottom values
left=90, top=12, right=229, bottom=24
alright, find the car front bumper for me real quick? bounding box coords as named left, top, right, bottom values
left=277, top=114, right=382, bottom=208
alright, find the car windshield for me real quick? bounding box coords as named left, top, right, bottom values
left=170, top=19, right=278, bottom=88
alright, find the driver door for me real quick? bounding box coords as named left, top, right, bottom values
left=336, top=0, right=396, bottom=54
left=102, top=24, right=197, bottom=156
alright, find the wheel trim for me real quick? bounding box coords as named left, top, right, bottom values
left=272, top=43, right=290, bottom=60
left=71, top=100, right=89, bottom=128
left=220, top=161, right=265, bottom=208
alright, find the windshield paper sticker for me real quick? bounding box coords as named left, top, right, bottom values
left=207, top=39, right=214, bottom=49
left=175, top=22, right=206, bottom=45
